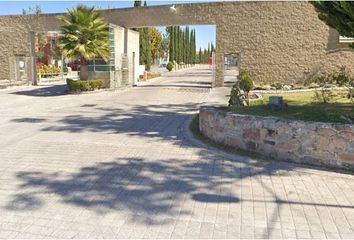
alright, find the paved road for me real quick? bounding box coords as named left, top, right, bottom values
left=0, top=67, right=354, bottom=239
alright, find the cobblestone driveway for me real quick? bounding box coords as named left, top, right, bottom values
left=1, top=67, right=354, bottom=239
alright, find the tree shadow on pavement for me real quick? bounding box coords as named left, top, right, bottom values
left=5, top=154, right=295, bottom=225
left=10, top=84, right=68, bottom=97
left=6, top=101, right=354, bottom=229
left=40, top=103, right=200, bottom=140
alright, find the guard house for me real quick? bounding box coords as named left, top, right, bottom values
left=86, top=24, right=140, bottom=88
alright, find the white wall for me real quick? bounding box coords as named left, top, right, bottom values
left=126, top=29, right=140, bottom=85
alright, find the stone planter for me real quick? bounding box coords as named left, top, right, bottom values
left=199, top=106, right=354, bottom=169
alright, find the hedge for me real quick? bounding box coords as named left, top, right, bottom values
left=66, top=79, right=104, bottom=92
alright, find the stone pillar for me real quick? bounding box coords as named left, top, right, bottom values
left=214, top=49, right=224, bottom=87
left=214, top=26, right=224, bottom=87
left=29, top=31, right=37, bottom=85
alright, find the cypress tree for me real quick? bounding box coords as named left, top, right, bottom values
left=207, top=42, right=210, bottom=57
left=211, top=42, right=215, bottom=53
left=192, top=29, right=196, bottom=64
left=204, top=47, right=208, bottom=63
left=180, top=27, right=183, bottom=64
left=206, top=43, right=211, bottom=63
left=139, top=30, right=145, bottom=65
left=174, top=26, right=178, bottom=62
left=134, top=1, right=141, bottom=7
left=189, top=30, right=193, bottom=65
left=167, top=27, right=173, bottom=62
left=176, top=27, right=179, bottom=63
left=170, top=26, right=174, bottom=61
left=179, top=28, right=184, bottom=63
left=145, top=27, right=152, bottom=70
left=183, top=27, right=187, bottom=64
left=177, top=26, right=181, bottom=63
left=141, top=0, right=151, bottom=70
left=185, top=26, right=190, bottom=64
left=198, top=47, right=202, bottom=64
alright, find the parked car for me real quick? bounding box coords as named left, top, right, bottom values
left=159, top=61, right=167, bottom=68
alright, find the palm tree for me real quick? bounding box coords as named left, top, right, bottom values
left=57, top=5, right=111, bottom=80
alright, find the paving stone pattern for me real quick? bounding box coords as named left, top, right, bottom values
left=0, top=68, right=354, bottom=239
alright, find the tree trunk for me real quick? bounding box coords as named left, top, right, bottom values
left=80, top=57, right=89, bottom=80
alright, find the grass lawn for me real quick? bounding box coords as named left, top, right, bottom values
left=226, top=90, right=354, bottom=123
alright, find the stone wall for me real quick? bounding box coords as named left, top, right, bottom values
left=199, top=106, right=354, bottom=169
left=1, top=2, right=354, bottom=86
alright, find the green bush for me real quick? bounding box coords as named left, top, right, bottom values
left=66, top=79, right=104, bottom=92
left=306, top=66, right=354, bottom=103
left=313, top=89, right=334, bottom=103
left=249, top=99, right=264, bottom=106
left=239, top=69, right=254, bottom=96
left=228, top=85, right=247, bottom=107
left=166, top=61, right=174, bottom=72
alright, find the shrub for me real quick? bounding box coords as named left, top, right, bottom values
left=42, top=65, right=51, bottom=74
left=37, top=65, right=62, bottom=77
left=307, top=66, right=354, bottom=103
left=228, top=85, right=247, bottom=107
left=271, top=82, right=283, bottom=90
left=238, top=69, right=254, bottom=97
left=66, top=79, right=104, bottom=92
left=331, top=66, right=354, bottom=102
left=309, top=75, right=334, bottom=103
left=248, top=98, right=264, bottom=106
left=166, top=61, right=174, bottom=72
left=313, top=89, right=334, bottom=103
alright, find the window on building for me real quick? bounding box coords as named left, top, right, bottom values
left=339, top=36, right=354, bottom=44
left=88, top=25, right=115, bottom=71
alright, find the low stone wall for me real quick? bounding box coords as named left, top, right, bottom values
left=199, top=106, right=354, bottom=169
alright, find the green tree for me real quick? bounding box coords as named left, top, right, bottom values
left=211, top=42, right=215, bottom=53
left=149, top=27, right=162, bottom=62
left=175, top=26, right=179, bottom=63
left=166, top=27, right=173, bottom=61
left=145, top=29, right=152, bottom=70
left=134, top=1, right=141, bottom=7
left=169, top=26, right=175, bottom=61
left=311, top=1, right=354, bottom=49
left=190, top=29, right=196, bottom=64
left=58, top=5, right=110, bottom=80
left=159, top=33, right=169, bottom=60
left=174, top=26, right=179, bottom=62
left=138, top=0, right=152, bottom=70
left=198, top=47, right=202, bottom=64
left=22, top=5, right=42, bottom=15
left=205, top=43, right=211, bottom=63
left=35, top=5, right=42, bottom=14
left=178, top=27, right=183, bottom=64
left=180, top=29, right=184, bottom=63
left=184, top=26, right=190, bottom=64
left=140, top=27, right=151, bottom=70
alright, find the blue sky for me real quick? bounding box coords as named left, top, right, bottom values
left=0, top=1, right=215, bottom=49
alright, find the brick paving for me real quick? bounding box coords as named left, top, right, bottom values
left=0, top=67, right=354, bottom=239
